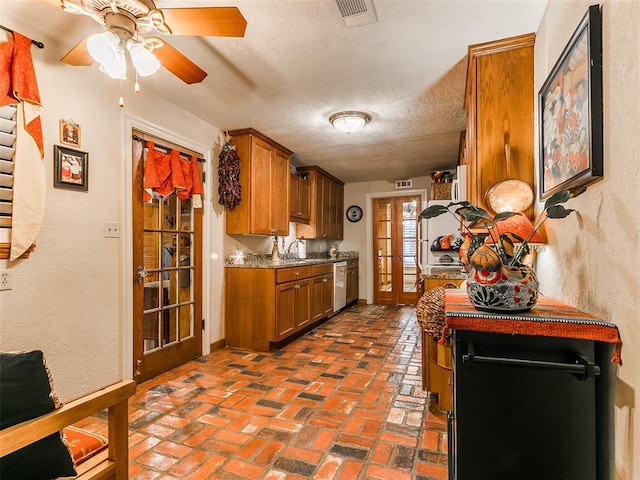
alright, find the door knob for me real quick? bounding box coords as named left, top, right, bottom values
left=136, top=266, right=147, bottom=285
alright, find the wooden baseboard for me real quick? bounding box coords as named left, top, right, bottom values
left=210, top=339, right=226, bottom=353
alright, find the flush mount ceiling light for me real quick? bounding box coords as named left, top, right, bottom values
left=329, top=111, right=371, bottom=134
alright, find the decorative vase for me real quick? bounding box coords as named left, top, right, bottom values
left=466, top=244, right=539, bottom=313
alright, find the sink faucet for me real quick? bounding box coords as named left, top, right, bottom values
left=286, top=239, right=303, bottom=254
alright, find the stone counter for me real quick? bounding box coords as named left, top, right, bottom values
left=225, top=251, right=358, bottom=269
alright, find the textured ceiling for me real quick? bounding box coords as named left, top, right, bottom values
left=2, top=0, right=548, bottom=183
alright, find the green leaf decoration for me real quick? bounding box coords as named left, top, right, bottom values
left=418, top=205, right=449, bottom=219
left=493, top=211, right=518, bottom=221
left=546, top=205, right=575, bottom=218
left=544, top=189, right=571, bottom=210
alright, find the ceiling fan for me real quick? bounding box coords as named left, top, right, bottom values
left=40, top=0, right=247, bottom=84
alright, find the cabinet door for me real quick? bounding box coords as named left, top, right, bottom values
left=310, top=276, right=326, bottom=322
left=321, top=274, right=334, bottom=317
left=330, top=181, right=344, bottom=240
left=295, top=279, right=311, bottom=330
left=275, top=282, right=297, bottom=341
left=272, top=149, right=290, bottom=235
left=426, top=278, right=464, bottom=291
left=250, top=137, right=275, bottom=235
left=298, top=177, right=311, bottom=221
left=289, top=172, right=300, bottom=219
left=346, top=267, right=358, bottom=304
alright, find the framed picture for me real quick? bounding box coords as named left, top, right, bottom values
left=54, top=145, right=88, bottom=191
left=538, top=4, right=603, bottom=199
left=59, top=119, right=80, bottom=147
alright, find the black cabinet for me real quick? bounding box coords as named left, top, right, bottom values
left=449, top=330, right=615, bottom=480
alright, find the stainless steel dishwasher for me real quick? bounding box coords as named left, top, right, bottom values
left=333, top=261, right=347, bottom=312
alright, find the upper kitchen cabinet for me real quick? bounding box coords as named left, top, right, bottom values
left=225, top=129, right=292, bottom=236
left=295, top=166, right=345, bottom=241
left=289, top=172, right=311, bottom=224
left=464, top=33, right=535, bottom=219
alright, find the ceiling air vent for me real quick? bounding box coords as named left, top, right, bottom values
left=395, top=179, right=413, bottom=189
left=335, top=0, right=378, bottom=27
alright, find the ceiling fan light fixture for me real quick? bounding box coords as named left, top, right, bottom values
left=330, top=111, right=371, bottom=134
left=126, top=39, right=161, bottom=76
left=86, top=30, right=120, bottom=65
left=99, top=47, right=127, bottom=79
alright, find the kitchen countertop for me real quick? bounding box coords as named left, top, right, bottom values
left=421, top=271, right=467, bottom=280
left=225, top=252, right=359, bottom=269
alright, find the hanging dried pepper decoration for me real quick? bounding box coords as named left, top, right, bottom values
left=217, top=137, right=241, bottom=210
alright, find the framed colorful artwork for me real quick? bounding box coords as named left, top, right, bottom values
left=54, top=145, right=88, bottom=191
left=538, top=5, right=603, bottom=199
left=60, top=119, right=80, bottom=147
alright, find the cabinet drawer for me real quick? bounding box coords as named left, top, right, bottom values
left=276, top=266, right=312, bottom=284
left=311, top=263, right=334, bottom=276
left=346, top=259, right=358, bottom=269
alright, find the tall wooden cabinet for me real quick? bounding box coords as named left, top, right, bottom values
left=464, top=33, right=535, bottom=219
left=225, top=129, right=292, bottom=235
left=295, top=166, right=345, bottom=240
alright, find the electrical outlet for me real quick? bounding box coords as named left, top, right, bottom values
left=104, top=221, right=120, bottom=238
left=0, top=270, right=11, bottom=291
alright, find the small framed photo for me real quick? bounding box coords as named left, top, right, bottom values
left=54, top=145, right=88, bottom=191
left=60, top=118, right=80, bottom=147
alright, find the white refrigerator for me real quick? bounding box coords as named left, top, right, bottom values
left=418, top=200, right=462, bottom=274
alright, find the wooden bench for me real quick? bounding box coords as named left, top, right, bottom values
left=0, top=380, right=136, bottom=480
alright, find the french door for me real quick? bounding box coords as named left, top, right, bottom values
left=373, top=195, right=421, bottom=305
left=132, top=130, right=203, bottom=383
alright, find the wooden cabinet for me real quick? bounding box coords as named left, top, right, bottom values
left=225, top=263, right=334, bottom=351
left=289, top=173, right=311, bottom=224
left=295, top=166, right=345, bottom=240
left=275, top=278, right=311, bottom=341
left=225, top=129, right=292, bottom=235
left=346, top=259, right=359, bottom=305
left=464, top=33, right=535, bottom=219
left=424, top=276, right=464, bottom=291
left=310, top=264, right=333, bottom=322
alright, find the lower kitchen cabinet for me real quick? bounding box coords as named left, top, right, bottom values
left=275, top=278, right=311, bottom=341
left=225, top=263, right=334, bottom=351
left=310, top=264, right=334, bottom=322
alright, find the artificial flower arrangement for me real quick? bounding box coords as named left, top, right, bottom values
left=419, top=189, right=576, bottom=312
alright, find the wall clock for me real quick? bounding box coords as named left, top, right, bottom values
left=346, top=205, right=363, bottom=223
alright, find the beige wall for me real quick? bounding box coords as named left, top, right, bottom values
left=0, top=6, right=225, bottom=400
left=534, top=1, right=640, bottom=478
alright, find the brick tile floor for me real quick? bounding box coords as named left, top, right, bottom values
left=105, top=304, right=448, bottom=479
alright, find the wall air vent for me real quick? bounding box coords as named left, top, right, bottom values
left=395, top=179, right=413, bottom=189
left=335, top=0, right=378, bottom=27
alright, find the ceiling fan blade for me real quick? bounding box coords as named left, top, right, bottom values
left=60, top=36, right=94, bottom=66
left=161, top=7, right=247, bottom=37
left=36, top=0, right=62, bottom=8
left=152, top=40, right=207, bottom=85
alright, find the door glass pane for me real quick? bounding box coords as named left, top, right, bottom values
left=378, top=203, right=392, bottom=221
left=143, top=311, right=160, bottom=352
left=179, top=304, right=193, bottom=340
left=143, top=199, right=159, bottom=229
left=163, top=195, right=178, bottom=232
left=144, top=232, right=160, bottom=270
left=402, top=256, right=417, bottom=293
left=162, top=307, right=177, bottom=346
left=180, top=198, right=193, bottom=232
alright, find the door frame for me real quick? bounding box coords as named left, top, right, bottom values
left=120, top=114, right=213, bottom=380
left=365, top=189, right=427, bottom=304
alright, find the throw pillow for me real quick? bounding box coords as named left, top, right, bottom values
left=0, top=350, right=77, bottom=480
